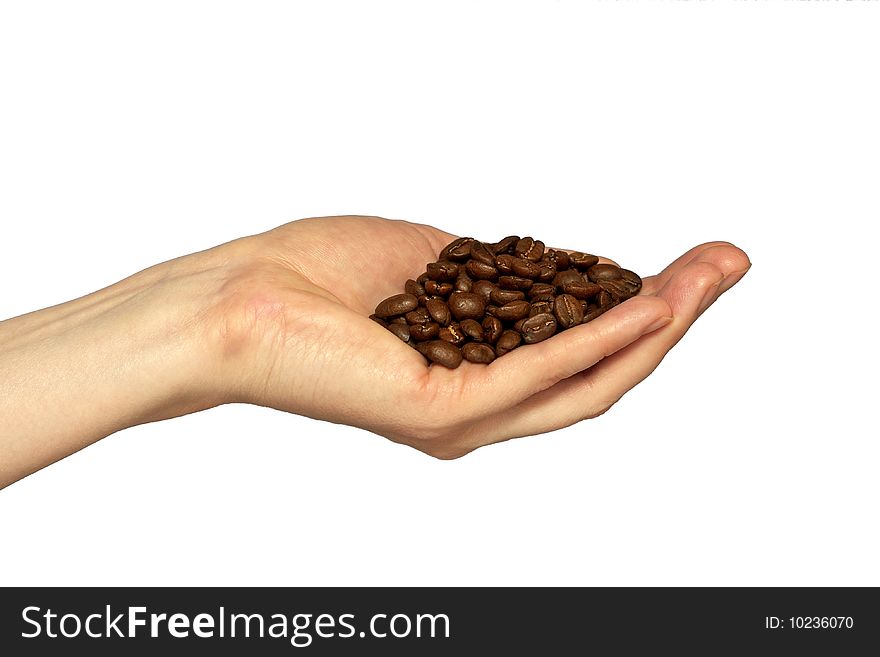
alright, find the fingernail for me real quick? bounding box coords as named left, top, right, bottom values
left=697, top=278, right=724, bottom=315
left=717, top=267, right=750, bottom=296
left=646, top=315, right=673, bottom=333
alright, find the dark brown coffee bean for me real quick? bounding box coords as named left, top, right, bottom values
left=587, top=263, right=623, bottom=282
left=498, top=275, right=533, bottom=291
left=495, top=330, right=522, bottom=355
left=425, top=280, right=453, bottom=296
left=528, top=283, right=556, bottom=298
left=388, top=323, right=411, bottom=343
left=390, top=316, right=407, bottom=324
left=494, top=254, right=516, bottom=274
left=490, top=288, right=526, bottom=304
left=405, top=307, right=432, bottom=325
left=537, top=261, right=556, bottom=282
left=417, top=272, right=431, bottom=285
left=569, top=252, right=600, bottom=270
left=492, top=235, right=520, bottom=255
left=404, top=278, right=425, bottom=297
left=562, top=280, right=603, bottom=300
left=454, top=271, right=473, bottom=292
left=529, top=293, right=555, bottom=303
left=469, top=240, right=496, bottom=266
left=547, top=249, right=570, bottom=270
left=490, top=299, right=531, bottom=321
left=512, top=318, right=527, bottom=332
left=511, top=257, right=541, bottom=279
left=515, top=237, right=545, bottom=261
left=465, top=259, right=499, bottom=280
left=439, top=322, right=467, bottom=346
left=472, top=280, right=497, bottom=304
left=598, top=278, right=631, bottom=299
left=530, top=300, right=554, bottom=316
left=374, top=293, right=419, bottom=318
left=618, top=269, right=642, bottom=297
left=520, top=313, right=557, bottom=344
left=418, top=340, right=463, bottom=368
left=425, top=298, right=451, bottom=326
left=582, top=305, right=607, bottom=323
left=482, top=316, right=503, bottom=343
left=426, top=260, right=459, bottom=281
left=369, top=314, right=389, bottom=327
left=462, top=343, right=496, bottom=364
left=554, top=294, right=584, bottom=329
left=448, top=291, right=486, bottom=320
left=598, top=290, right=618, bottom=308
left=439, top=237, right=475, bottom=262
left=410, top=322, right=440, bottom=341
left=553, top=269, right=583, bottom=290
left=459, top=318, right=484, bottom=341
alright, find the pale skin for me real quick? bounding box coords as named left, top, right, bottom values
left=0, top=215, right=750, bottom=488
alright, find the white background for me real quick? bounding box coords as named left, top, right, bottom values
left=1, top=1, right=878, bottom=586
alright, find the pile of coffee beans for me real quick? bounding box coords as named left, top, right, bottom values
left=369, top=236, right=642, bottom=368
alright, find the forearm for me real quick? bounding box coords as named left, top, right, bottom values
left=0, top=255, right=229, bottom=487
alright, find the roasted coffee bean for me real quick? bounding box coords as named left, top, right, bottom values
left=417, top=272, right=431, bottom=285
left=465, top=259, right=499, bottom=280
left=520, top=313, right=557, bottom=344
left=553, top=269, right=584, bottom=290
left=439, top=237, right=475, bottom=262
left=409, top=322, right=440, bottom=341
left=598, top=278, right=631, bottom=299
left=369, top=314, right=389, bottom=327
left=582, top=305, right=607, bottom=323
left=469, top=240, right=496, bottom=266
left=405, top=278, right=425, bottom=297
left=494, top=254, right=516, bottom=274
left=515, top=237, right=545, bottom=261
left=490, top=299, right=531, bottom=321
left=562, top=280, right=603, bottom=300
left=439, top=322, right=467, bottom=346
left=512, top=318, right=527, bottom=332
left=529, top=293, right=555, bottom=303
left=587, top=263, right=623, bottom=282
left=495, top=330, right=522, bottom=356
left=418, top=340, right=463, bottom=368
left=448, top=291, right=486, bottom=320
left=569, top=252, right=600, bottom=270
left=547, top=249, right=570, bottom=270
left=426, top=298, right=451, bottom=326
left=472, top=280, right=497, bottom=303
left=490, top=288, right=527, bottom=304
left=530, top=300, right=554, bottom=316
left=390, top=316, right=407, bottom=324
left=405, top=307, right=432, bottom=325
left=460, top=318, right=484, bottom=341
left=554, top=294, right=584, bottom=329
left=618, top=269, right=642, bottom=296
left=425, top=280, right=453, bottom=296
left=374, top=293, right=419, bottom=318
left=482, top=315, right=503, bottom=343
left=462, top=343, right=496, bottom=364
left=454, top=271, right=473, bottom=292
left=493, top=235, right=520, bottom=255
left=511, top=257, right=541, bottom=279
left=497, top=275, right=533, bottom=291
left=598, top=290, right=617, bottom=308
left=537, top=261, right=556, bottom=282
left=528, top=283, right=556, bottom=298
left=426, top=260, right=459, bottom=281
left=389, top=323, right=411, bottom=343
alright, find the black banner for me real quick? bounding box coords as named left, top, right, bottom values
left=1, top=587, right=876, bottom=654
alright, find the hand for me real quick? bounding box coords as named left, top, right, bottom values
left=213, top=216, right=750, bottom=458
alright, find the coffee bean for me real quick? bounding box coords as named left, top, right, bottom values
left=553, top=269, right=583, bottom=290
left=490, top=288, right=527, bottom=304
left=529, top=293, right=555, bottom=303
left=409, top=322, right=440, bottom=341
left=465, top=259, right=499, bottom=280
left=374, top=293, right=419, bottom=318
left=405, top=307, right=432, bottom=325
left=472, top=280, right=496, bottom=304
left=448, top=291, right=485, bottom=320
left=454, top=271, right=473, bottom=292
left=405, top=278, right=425, bottom=297
left=618, top=269, right=642, bottom=297
left=547, top=249, right=570, bottom=270
left=369, top=314, right=389, bottom=327
left=582, top=305, right=607, bottom=323
left=417, top=272, right=431, bottom=285
left=418, top=340, right=463, bottom=368
left=494, top=254, right=516, bottom=274
left=569, top=252, right=600, bottom=270
left=598, top=290, right=617, bottom=308
left=528, top=283, right=556, bottom=298
left=495, top=330, right=522, bottom=355
left=520, top=313, right=557, bottom=344
left=462, top=343, right=496, bottom=364
left=490, top=300, right=531, bottom=321
left=439, top=237, right=475, bottom=262
left=390, top=316, right=407, bottom=324
left=587, top=263, right=623, bottom=282
left=530, top=300, right=554, bottom=316
left=562, top=280, right=602, bottom=300
left=439, top=322, right=467, bottom=346
left=598, top=278, right=631, bottom=299
left=515, top=237, right=545, bottom=261
left=554, top=294, right=584, bottom=329
left=469, top=240, right=496, bottom=266
left=426, top=298, right=451, bottom=326
left=537, top=262, right=556, bottom=282
left=493, top=235, right=520, bottom=255
left=425, top=280, right=453, bottom=296
left=511, top=257, right=541, bottom=279
left=497, top=275, right=533, bottom=291
left=427, top=260, right=460, bottom=281
left=482, top=315, right=503, bottom=343
left=512, top=318, right=527, bottom=332
left=459, top=318, right=484, bottom=341
left=389, top=323, right=411, bottom=343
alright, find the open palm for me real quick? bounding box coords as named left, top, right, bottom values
left=225, top=215, right=749, bottom=458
